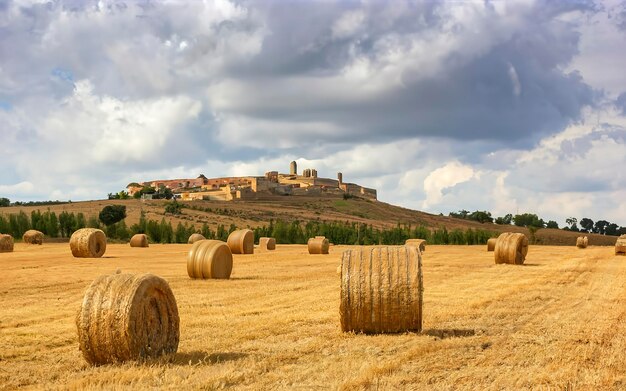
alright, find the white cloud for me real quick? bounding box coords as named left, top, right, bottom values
left=422, top=162, right=478, bottom=209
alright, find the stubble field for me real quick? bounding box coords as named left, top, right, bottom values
left=1, top=243, right=625, bottom=390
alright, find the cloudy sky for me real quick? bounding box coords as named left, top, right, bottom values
left=1, top=0, right=625, bottom=226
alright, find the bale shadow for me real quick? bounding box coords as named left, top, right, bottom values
left=422, top=328, right=476, bottom=339
left=172, top=351, right=248, bottom=366
left=229, top=276, right=261, bottom=280
left=522, top=263, right=541, bottom=267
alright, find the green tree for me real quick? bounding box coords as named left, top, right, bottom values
left=0, top=197, right=10, bottom=207
left=164, top=200, right=183, bottom=215
left=495, top=214, right=513, bottom=225
left=546, top=220, right=559, bottom=229
left=99, top=205, right=127, bottom=226
left=579, top=218, right=594, bottom=233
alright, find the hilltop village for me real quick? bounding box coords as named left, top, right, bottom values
left=126, top=161, right=377, bottom=201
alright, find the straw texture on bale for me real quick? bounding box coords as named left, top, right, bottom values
left=616, top=235, right=626, bottom=256
left=187, top=240, right=233, bottom=279
left=130, top=234, right=149, bottom=248
left=258, top=237, right=276, bottom=251
left=23, top=230, right=44, bottom=245
left=340, top=246, right=423, bottom=334
left=76, top=273, right=179, bottom=365
left=576, top=236, right=588, bottom=249
left=187, top=233, right=206, bottom=244
left=487, top=238, right=497, bottom=252
left=0, top=234, right=14, bottom=253
left=308, top=237, right=329, bottom=254
left=494, top=232, right=529, bottom=265
left=405, top=239, right=426, bottom=253
left=70, top=228, right=106, bottom=258
left=227, top=229, right=254, bottom=254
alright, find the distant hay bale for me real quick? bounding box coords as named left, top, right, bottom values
left=23, top=230, right=44, bottom=245
left=187, top=240, right=233, bottom=279
left=70, top=228, right=106, bottom=258
left=129, top=234, right=149, bottom=248
left=340, top=246, right=423, bottom=334
left=76, top=273, right=179, bottom=365
left=187, top=233, right=206, bottom=244
left=487, top=238, right=497, bottom=252
left=227, top=229, right=254, bottom=254
left=576, top=236, right=588, bottom=249
left=0, top=234, right=14, bottom=253
left=494, top=232, right=528, bottom=265
left=258, top=237, right=276, bottom=251
left=405, top=239, right=426, bottom=253
left=308, top=237, right=329, bottom=254
left=616, top=236, right=626, bottom=256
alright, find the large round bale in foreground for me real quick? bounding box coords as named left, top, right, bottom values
left=616, top=235, right=626, bottom=256
left=258, top=237, right=276, bottom=251
left=0, top=234, right=14, bottom=253
left=405, top=239, right=426, bottom=253
left=487, top=238, right=497, bottom=252
left=188, top=233, right=205, bottom=244
left=129, top=234, right=149, bottom=248
left=494, top=232, right=528, bottom=265
left=227, top=229, right=254, bottom=254
left=187, top=240, right=233, bottom=279
left=340, top=246, right=423, bottom=334
left=576, top=236, right=588, bottom=249
left=23, top=230, right=44, bottom=245
left=70, top=228, right=106, bottom=258
left=308, top=237, right=329, bottom=254
left=76, top=273, right=179, bottom=365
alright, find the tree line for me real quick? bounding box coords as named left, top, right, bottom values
left=0, top=208, right=494, bottom=245
left=449, top=210, right=625, bottom=235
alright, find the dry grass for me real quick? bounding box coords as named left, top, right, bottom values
left=1, top=243, right=626, bottom=389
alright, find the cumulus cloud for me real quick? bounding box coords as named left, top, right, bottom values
left=0, top=0, right=624, bottom=227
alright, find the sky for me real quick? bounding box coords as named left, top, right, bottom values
left=0, top=0, right=625, bottom=227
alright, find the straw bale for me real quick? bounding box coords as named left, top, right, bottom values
left=405, top=239, right=426, bottom=253
left=0, top=234, right=14, bottom=252
left=227, top=229, right=254, bottom=254
left=616, top=236, right=626, bottom=256
left=340, top=246, right=423, bottom=333
left=576, top=236, right=588, bottom=249
left=494, top=232, right=528, bottom=265
left=76, top=273, right=179, bottom=365
left=23, top=230, right=44, bottom=245
left=70, top=228, right=106, bottom=258
left=258, top=237, right=276, bottom=251
left=187, top=233, right=206, bottom=244
left=308, top=237, right=329, bottom=254
left=187, top=240, right=233, bottom=279
left=130, top=234, right=149, bottom=248
left=487, top=238, right=497, bottom=252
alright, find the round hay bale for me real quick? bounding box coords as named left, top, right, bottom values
left=188, top=233, right=206, bottom=244
left=616, top=236, right=626, bottom=256
left=486, top=238, right=497, bottom=252
left=187, top=240, right=233, bottom=279
left=0, top=234, right=14, bottom=253
left=129, top=234, right=149, bottom=248
left=76, top=273, right=179, bottom=365
left=258, top=237, right=276, bottom=251
left=494, top=232, right=528, bottom=265
left=405, top=239, right=426, bottom=253
left=227, top=229, right=254, bottom=254
left=23, top=230, right=44, bottom=245
left=70, top=228, right=106, bottom=258
left=308, top=237, right=329, bottom=254
left=576, top=236, right=588, bottom=249
left=340, top=246, right=423, bottom=334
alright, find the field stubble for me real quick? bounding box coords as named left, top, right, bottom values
left=1, top=244, right=625, bottom=390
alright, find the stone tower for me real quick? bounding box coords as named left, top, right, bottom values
left=290, top=161, right=297, bottom=175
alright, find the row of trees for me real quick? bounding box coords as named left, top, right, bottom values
left=449, top=209, right=624, bottom=235
left=0, top=207, right=494, bottom=245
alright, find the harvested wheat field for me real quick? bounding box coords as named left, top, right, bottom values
left=1, top=243, right=625, bottom=389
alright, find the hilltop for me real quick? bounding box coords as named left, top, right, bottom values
left=0, top=197, right=618, bottom=246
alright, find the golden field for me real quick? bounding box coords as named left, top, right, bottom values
left=1, top=243, right=625, bottom=390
